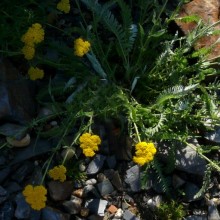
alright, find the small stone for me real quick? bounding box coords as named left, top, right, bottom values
left=110, top=171, right=123, bottom=191
left=83, top=185, right=100, bottom=198
left=86, top=154, right=106, bottom=175
left=114, top=208, right=123, bottom=219
left=48, top=181, right=74, bottom=201
left=0, top=201, right=14, bottom=220
left=50, top=121, right=58, bottom=126
left=85, top=178, right=97, bottom=185
left=125, top=165, right=141, bottom=192
left=123, top=210, right=140, bottom=220
left=61, top=147, right=75, bottom=161
left=6, top=133, right=30, bottom=147
left=208, top=200, right=220, bottom=220
left=85, top=199, right=108, bottom=216
left=37, top=107, right=53, bottom=118
left=97, top=179, right=114, bottom=196
left=80, top=207, right=90, bottom=217
left=79, top=162, right=86, bottom=172
left=107, top=205, right=118, bottom=214
left=62, top=196, right=82, bottom=214
left=0, top=186, right=8, bottom=204
left=172, top=174, right=186, bottom=189
left=73, top=189, right=84, bottom=198
left=147, top=195, right=162, bottom=210
left=97, top=173, right=107, bottom=182
left=14, top=193, right=31, bottom=219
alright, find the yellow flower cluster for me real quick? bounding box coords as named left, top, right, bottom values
left=21, top=23, right=44, bottom=60
left=48, top=165, right=67, bottom=182
left=133, top=142, right=157, bottom=166
left=28, top=67, right=44, bottom=80
left=79, top=133, right=101, bottom=157
left=74, top=38, right=91, bottom=57
left=22, top=185, right=47, bottom=210
left=57, top=0, right=70, bottom=14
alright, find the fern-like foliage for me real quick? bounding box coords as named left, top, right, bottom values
left=155, top=84, right=199, bottom=106
left=194, top=165, right=212, bottom=199
left=146, top=113, right=167, bottom=136
left=152, top=157, right=171, bottom=196
left=80, top=0, right=136, bottom=57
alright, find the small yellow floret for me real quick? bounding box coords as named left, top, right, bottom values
left=79, top=133, right=101, bottom=157
left=48, top=165, right=67, bottom=182
left=21, top=45, right=35, bottom=60
left=21, top=23, right=45, bottom=45
left=22, top=185, right=47, bottom=210
left=28, top=67, right=44, bottom=80
left=74, top=38, right=91, bottom=57
left=133, top=141, right=157, bottom=166
left=57, top=0, right=70, bottom=13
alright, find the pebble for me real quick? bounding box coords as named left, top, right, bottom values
left=6, top=133, right=30, bottom=147
left=62, top=196, right=82, bottom=214
left=86, top=154, right=106, bottom=175
left=114, top=208, right=123, bottom=219
left=61, top=147, right=75, bottom=161
left=85, top=199, right=108, bottom=216
left=48, top=181, right=74, bottom=201
left=97, top=179, right=114, bottom=196
left=85, top=178, right=97, bottom=185
left=125, top=165, right=141, bottom=192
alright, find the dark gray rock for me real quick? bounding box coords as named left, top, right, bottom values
left=0, top=123, right=27, bottom=139
left=10, top=138, right=54, bottom=165
left=109, top=170, right=123, bottom=191
left=0, top=58, right=36, bottom=123
left=14, top=193, right=31, bottom=219
left=4, top=181, right=21, bottom=194
left=123, top=210, right=140, bottom=220
left=41, top=207, right=70, bottom=220
left=48, top=181, right=74, bottom=201
left=83, top=185, right=100, bottom=198
left=0, top=167, right=11, bottom=184
left=0, top=156, right=6, bottom=166
left=97, top=179, right=114, bottom=196
left=0, top=201, right=14, bottom=220
left=86, top=154, right=106, bottom=175
left=208, top=200, right=220, bottom=220
left=185, top=215, right=207, bottom=220
left=205, top=126, right=220, bottom=143
left=183, top=182, right=200, bottom=202
left=125, top=165, right=141, bottom=192
left=158, top=139, right=206, bottom=176
left=106, top=155, right=117, bottom=169
left=62, top=196, right=82, bottom=214
left=0, top=186, right=8, bottom=204
left=85, top=199, right=108, bottom=216
left=11, top=161, right=34, bottom=183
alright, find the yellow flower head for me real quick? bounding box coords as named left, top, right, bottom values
left=21, top=45, right=35, bottom=60
left=74, top=38, right=91, bottom=57
left=133, top=142, right=157, bottom=166
left=21, top=23, right=45, bottom=45
left=57, top=0, right=70, bottom=13
left=79, top=133, right=101, bottom=157
left=48, top=165, right=67, bottom=182
left=22, top=185, right=47, bottom=210
left=28, top=67, right=44, bottom=80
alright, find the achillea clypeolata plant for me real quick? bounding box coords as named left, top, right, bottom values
left=74, top=38, right=91, bottom=57
left=79, top=133, right=101, bottom=157
left=133, top=142, right=157, bottom=166
left=21, top=23, right=44, bottom=60
left=28, top=66, right=44, bottom=80
left=22, top=185, right=47, bottom=210
left=57, top=0, right=70, bottom=13
left=48, top=165, right=67, bottom=182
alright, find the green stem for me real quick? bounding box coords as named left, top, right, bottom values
left=185, top=142, right=220, bottom=172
